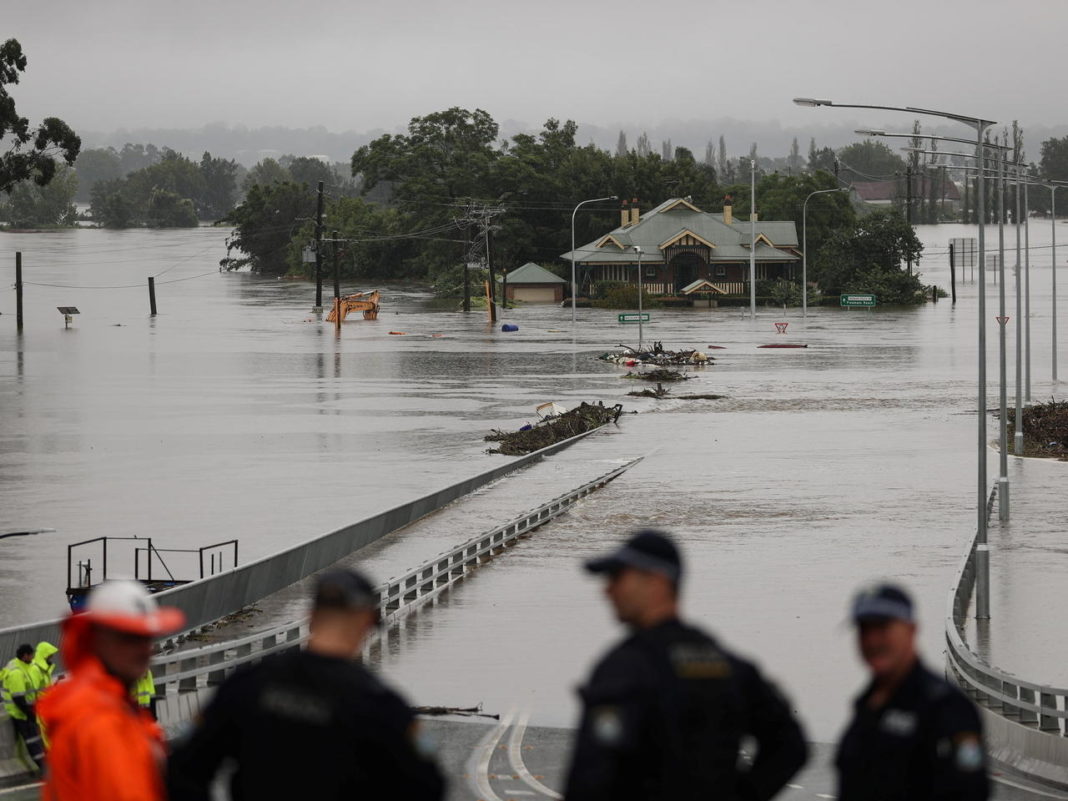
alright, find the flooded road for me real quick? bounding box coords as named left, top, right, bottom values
left=0, top=221, right=1064, bottom=743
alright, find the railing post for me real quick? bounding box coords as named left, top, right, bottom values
left=207, top=649, right=226, bottom=686
left=178, top=657, right=197, bottom=693
left=1037, top=693, right=1060, bottom=733
left=1000, top=680, right=1020, bottom=718
left=1019, top=687, right=1037, bottom=725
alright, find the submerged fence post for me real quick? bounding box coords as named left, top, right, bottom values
left=16, top=252, right=23, bottom=331
left=148, top=276, right=157, bottom=316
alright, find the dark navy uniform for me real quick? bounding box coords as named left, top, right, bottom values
left=835, top=659, right=988, bottom=801
left=167, top=649, right=444, bottom=801
left=564, top=618, right=807, bottom=801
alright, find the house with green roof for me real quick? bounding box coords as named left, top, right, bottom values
left=560, top=197, right=800, bottom=298
left=497, top=262, right=567, bottom=303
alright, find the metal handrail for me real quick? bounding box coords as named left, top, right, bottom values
left=148, top=459, right=640, bottom=696
left=944, top=484, right=1068, bottom=733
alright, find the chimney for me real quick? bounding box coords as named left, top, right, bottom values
left=620, top=200, right=629, bottom=228
left=722, top=195, right=733, bottom=225
left=629, top=198, right=640, bottom=225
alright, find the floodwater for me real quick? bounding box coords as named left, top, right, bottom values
left=0, top=220, right=1064, bottom=742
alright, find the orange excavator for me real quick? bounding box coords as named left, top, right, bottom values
left=326, top=290, right=381, bottom=322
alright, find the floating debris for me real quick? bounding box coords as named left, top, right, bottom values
left=627, top=383, right=672, bottom=398
left=413, top=705, right=500, bottom=720
left=623, top=369, right=690, bottom=383
left=598, top=341, right=713, bottom=366
left=486, top=401, right=624, bottom=455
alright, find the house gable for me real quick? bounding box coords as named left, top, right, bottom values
left=660, top=229, right=716, bottom=250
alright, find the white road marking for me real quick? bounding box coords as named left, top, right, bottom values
left=0, top=784, right=41, bottom=798
left=992, top=774, right=1068, bottom=800
left=787, top=784, right=804, bottom=790
left=816, top=794, right=836, bottom=799
left=467, top=707, right=516, bottom=801
left=507, top=708, right=563, bottom=800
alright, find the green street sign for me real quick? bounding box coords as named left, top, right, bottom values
left=618, top=313, right=651, bottom=323
left=840, top=294, right=877, bottom=308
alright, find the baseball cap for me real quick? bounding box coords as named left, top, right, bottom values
left=84, top=580, right=186, bottom=637
left=314, top=568, right=380, bottom=613
left=585, top=529, right=683, bottom=584
left=851, top=583, right=914, bottom=624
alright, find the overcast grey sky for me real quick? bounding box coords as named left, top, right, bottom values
left=12, top=0, right=1068, bottom=139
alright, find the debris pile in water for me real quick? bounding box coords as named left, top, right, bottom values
left=598, top=341, right=713, bottom=367
left=626, top=383, right=725, bottom=401
left=623, top=368, right=689, bottom=383
left=1008, top=400, right=1068, bottom=459
left=486, top=402, right=624, bottom=455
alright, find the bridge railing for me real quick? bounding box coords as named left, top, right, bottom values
left=944, top=485, right=1068, bottom=736
left=147, top=459, right=639, bottom=702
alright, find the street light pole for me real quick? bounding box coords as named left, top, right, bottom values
left=802, top=188, right=845, bottom=319
left=1024, top=182, right=1032, bottom=401
left=795, top=97, right=995, bottom=617
left=570, top=196, right=618, bottom=327
left=634, top=246, right=644, bottom=350
left=750, top=159, right=757, bottom=319
left=1052, top=186, right=1060, bottom=383
left=995, top=146, right=1009, bottom=522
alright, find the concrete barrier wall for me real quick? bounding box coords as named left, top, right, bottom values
left=980, top=707, right=1068, bottom=790
left=0, top=428, right=602, bottom=664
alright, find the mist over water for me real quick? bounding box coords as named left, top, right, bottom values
left=1, top=220, right=1063, bottom=740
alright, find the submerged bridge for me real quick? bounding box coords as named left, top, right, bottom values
left=2, top=433, right=1067, bottom=800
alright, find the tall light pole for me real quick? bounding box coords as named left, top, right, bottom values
left=797, top=97, right=995, bottom=618
left=1050, top=184, right=1062, bottom=382
left=861, top=125, right=1011, bottom=527
left=633, top=246, right=645, bottom=350
left=570, top=195, right=618, bottom=326
left=750, top=159, right=757, bottom=319
left=802, top=187, right=846, bottom=318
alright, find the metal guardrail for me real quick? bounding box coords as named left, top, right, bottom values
left=147, top=458, right=640, bottom=701
left=945, top=484, right=1068, bottom=736
left=0, top=425, right=610, bottom=663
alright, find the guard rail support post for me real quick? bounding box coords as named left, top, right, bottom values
left=1001, top=680, right=1020, bottom=718
left=1019, top=687, right=1038, bottom=725
left=285, top=626, right=301, bottom=651
left=1038, top=693, right=1059, bottom=733
left=207, top=649, right=226, bottom=686
left=178, top=657, right=198, bottom=693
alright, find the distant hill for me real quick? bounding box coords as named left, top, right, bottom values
left=79, top=118, right=1068, bottom=166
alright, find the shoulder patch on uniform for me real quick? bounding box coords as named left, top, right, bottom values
left=668, top=643, right=730, bottom=679
left=591, top=705, right=624, bottom=746
left=954, top=734, right=984, bottom=772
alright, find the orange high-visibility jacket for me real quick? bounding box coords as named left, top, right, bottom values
left=37, top=616, right=168, bottom=801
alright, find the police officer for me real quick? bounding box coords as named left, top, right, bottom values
left=168, top=568, right=444, bottom=801
left=835, top=583, right=989, bottom=801
left=2, top=643, right=45, bottom=772
left=564, top=529, right=807, bottom=801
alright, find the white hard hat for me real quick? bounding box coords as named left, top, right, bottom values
left=84, top=580, right=185, bottom=637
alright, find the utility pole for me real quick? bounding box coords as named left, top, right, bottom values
left=905, top=165, right=913, bottom=274
left=15, top=252, right=23, bottom=331
left=485, top=217, right=497, bottom=324
left=314, top=181, right=324, bottom=311
left=462, top=221, right=471, bottom=312
left=332, top=230, right=340, bottom=301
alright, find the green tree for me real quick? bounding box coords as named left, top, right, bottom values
left=756, top=171, right=854, bottom=259
left=73, top=147, right=121, bottom=201
left=836, top=140, right=906, bottom=183
left=198, top=151, right=238, bottom=220
left=814, top=209, right=926, bottom=303
left=90, top=178, right=135, bottom=228
left=0, top=39, right=80, bottom=192
left=145, top=188, right=197, bottom=228
left=2, top=165, right=78, bottom=227
left=242, top=158, right=290, bottom=192
left=1039, top=135, right=1068, bottom=182
left=222, top=181, right=316, bottom=274
left=118, top=143, right=160, bottom=175
left=282, top=156, right=334, bottom=190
